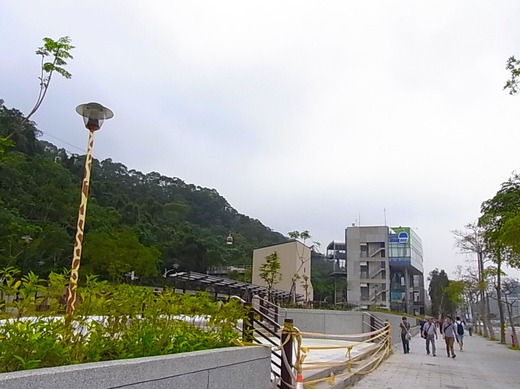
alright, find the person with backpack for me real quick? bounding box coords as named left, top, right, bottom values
left=455, top=316, right=465, bottom=351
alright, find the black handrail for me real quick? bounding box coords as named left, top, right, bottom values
left=239, top=296, right=286, bottom=388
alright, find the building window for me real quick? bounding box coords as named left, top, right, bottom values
left=361, top=286, right=369, bottom=300
left=381, top=249, right=386, bottom=257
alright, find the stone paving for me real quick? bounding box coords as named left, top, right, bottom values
left=351, top=333, right=519, bottom=389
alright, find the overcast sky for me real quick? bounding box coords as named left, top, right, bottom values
left=2, top=1, right=520, bottom=280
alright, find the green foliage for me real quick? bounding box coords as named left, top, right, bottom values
left=310, top=255, right=335, bottom=303
left=0, top=269, right=245, bottom=373
left=0, top=137, right=14, bottom=158
left=259, top=252, right=282, bottom=301
left=0, top=102, right=286, bottom=282
left=24, top=37, right=74, bottom=123
left=504, top=56, right=520, bottom=95
left=287, top=230, right=318, bottom=303
left=428, top=268, right=459, bottom=318
left=288, top=230, right=311, bottom=241
left=83, top=227, right=160, bottom=282
left=37, top=37, right=74, bottom=80
left=443, top=280, right=465, bottom=307
left=480, top=173, right=520, bottom=264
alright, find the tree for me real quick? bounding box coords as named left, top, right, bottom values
left=453, top=222, right=493, bottom=337
left=287, top=230, right=318, bottom=304
left=428, top=269, right=449, bottom=318
left=82, top=227, right=160, bottom=282
left=484, top=174, right=520, bottom=256
left=454, top=264, right=489, bottom=336
left=25, top=37, right=75, bottom=125
left=310, top=253, right=335, bottom=304
left=3, top=37, right=74, bottom=142
left=501, top=278, right=519, bottom=347
left=0, top=101, right=288, bottom=283
left=443, top=280, right=465, bottom=313
left=480, top=174, right=520, bottom=343
left=428, top=269, right=460, bottom=319
left=504, top=56, right=520, bottom=95
left=259, top=252, right=282, bottom=302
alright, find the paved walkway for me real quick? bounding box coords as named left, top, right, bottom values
left=351, top=333, right=519, bottom=388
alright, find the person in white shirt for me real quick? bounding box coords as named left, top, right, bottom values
left=442, top=316, right=457, bottom=358
left=422, top=317, right=438, bottom=356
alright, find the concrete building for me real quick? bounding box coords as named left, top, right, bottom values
left=343, top=226, right=425, bottom=315
left=252, top=240, right=313, bottom=302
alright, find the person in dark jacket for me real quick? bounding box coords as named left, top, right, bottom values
left=400, top=316, right=411, bottom=354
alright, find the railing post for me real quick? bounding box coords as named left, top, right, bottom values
left=243, top=303, right=255, bottom=343
left=384, top=319, right=391, bottom=351
left=281, top=318, right=294, bottom=389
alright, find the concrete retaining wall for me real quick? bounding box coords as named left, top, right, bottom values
left=279, top=308, right=420, bottom=345
left=279, top=308, right=364, bottom=335
left=0, top=346, right=271, bottom=389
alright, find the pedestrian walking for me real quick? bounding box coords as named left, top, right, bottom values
left=467, top=322, right=473, bottom=336
left=419, top=317, right=426, bottom=334
left=443, top=316, right=456, bottom=358
left=455, top=316, right=465, bottom=351
left=422, top=317, right=438, bottom=356
left=400, top=316, right=411, bottom=354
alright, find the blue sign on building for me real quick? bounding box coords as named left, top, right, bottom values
left=398, top=231, right=409, bottom=244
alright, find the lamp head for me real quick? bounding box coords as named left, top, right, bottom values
left=76, top=102, right=114, bottom=131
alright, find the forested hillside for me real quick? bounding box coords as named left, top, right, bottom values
left=0, top=103, right=286, bottom=284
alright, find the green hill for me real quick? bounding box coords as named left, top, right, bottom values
left=0, top=103, right=286, bottom=285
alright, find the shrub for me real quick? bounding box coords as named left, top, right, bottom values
left=0, top=268, right=246, bottom=372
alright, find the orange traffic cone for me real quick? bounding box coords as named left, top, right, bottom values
left=295, top=372, right=304, bottom=389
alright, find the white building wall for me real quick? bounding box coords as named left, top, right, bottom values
left=252, top=241, right=314, bottom=301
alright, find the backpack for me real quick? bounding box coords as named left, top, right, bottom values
left=457, top=322, right=464, bottom=335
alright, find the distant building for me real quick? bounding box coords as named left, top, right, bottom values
left=331, top=226, right=425, bottom=315
left=252, top=240, right=313, bottom=302
left=489, top=281, right=520, bottom=320
left=325, top=241, right=348, bottom=305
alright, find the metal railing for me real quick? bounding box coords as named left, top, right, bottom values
left=362, top=312, right=388, bottom=333
left=236, top=295, right=285, bottom=388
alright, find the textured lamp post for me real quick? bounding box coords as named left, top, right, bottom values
left=65, top=102, right=113, bottom=315
left=20, top=234, right=33, bottom=272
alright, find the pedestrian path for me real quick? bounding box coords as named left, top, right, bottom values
left=351, top=333, right=519, bottom=388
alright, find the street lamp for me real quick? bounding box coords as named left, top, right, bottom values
left=65, top=102, right=113, bottom=316
left=20, top=235, right=32, bottom=272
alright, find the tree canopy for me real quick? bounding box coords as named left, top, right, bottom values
left=428, top=268, right=460, bottom=318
